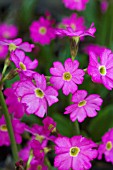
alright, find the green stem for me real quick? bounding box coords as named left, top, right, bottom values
left=0, top=90, right=19, bottom=162
left=74, top=120, right=80, bottom=135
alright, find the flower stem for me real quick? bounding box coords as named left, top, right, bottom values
left=0, top=90, right=19, bottom=162
left=74, top=120, right=80, bottom=135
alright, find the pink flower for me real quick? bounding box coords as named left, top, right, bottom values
left=29, top=159, right=48, bottom=170
left=0, top=45, right=8, bottom=59
left=0, top=23, right=18, bottom=39
left=98, top=128, right=113, bottom=164
left=55, top=23, right=96, bottom=39
left=59, top=13, right=86, bottom=32
left=84, top=44, right=106, bottom=56
left=4, top=87, right=25, bottom=118
left=54, top=136, right=97, bottom=170
left=29, top=17, right=56, bottom=45
left=50, top=58, right=85, bottom=95
left=43, top=116, right=56, bottom=134
left=10, top=50, right=38, bottom=76
left=19, top=142, right=31, bottom=162
left=64, top=90, right=103, bottom=122
left=0, top=38, right=34, bottom=52
left=0, top=115, right=26, bottom=146
left=62, top=0, right=89, bottom=11
left=15, top=73, right=58, bottom=118
left=87, top=49, right=113, bottom=90
left=100, top=0, right=108, bottom=13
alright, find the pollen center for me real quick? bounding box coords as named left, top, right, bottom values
left=9, top=43, right=17, bottom=52
left=19, top=62, right=26, bottom=71
left=39, top=27, right=47, bottom=35
left=35, top=88, right=44, bottom=98
left=37, top=165, right=42, bottom=170
left=71, top=23, right=76, bottom=31
left=0, top=124, right=7, bottom=132
left=78, top=100, right=87, bottom=107
left=70, top=147, right=80, bottom=157
left=63, top=72, right=72, bottom=81
left=106, top=141, right=112, bottom=151
left=99, top=65, right=106, bottom=76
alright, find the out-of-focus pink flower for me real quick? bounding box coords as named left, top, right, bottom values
left=62, top=0, right=89, bottom=11
left=29, top=17, right=56, bottom=45
left=98, top=128, right=113, bottom=164
left=4, top=86, right=25, bottom=119
left=0, top=45, right=8, bottom=59
left=15, top=73, right=58, bottom=118
left=0, top=115, right=26, bottom=146
left=84, top=44, right=106, bottom=56
left=0, top=23, right=18, bottom=39
left=59, top=13, right=86, bottom=32
left=29, top=159, right=48, bottom=170
left=101, top=0, right=108, bottom=13
left=55, top=23, right=96, bottom=39
left=0, top=38, right=34, bottom=52
left=54, top=136, right=97, bottom=170
left=50, top=58, right=85, bottom=95
left=87, top=48, right=113, bottom=90
left=10, top=50, right=38, bottom=76
left=64, top=90, right=103, bottom=122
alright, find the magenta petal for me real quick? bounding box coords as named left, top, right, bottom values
left=45, top=86, right=58, bottom=106
left=35, top=100, right=47, bottom=118
left=21, top=94, right=39, bottom=114
left=19, top=42, right=34, bottom=52
left=50, top=76, right=64, bottom=90
left=34, top=73, right=46, bottom=90
left=72, top=90, right=87, bottom=103
left=54, top=153, right=71, bottom=170
left=63, top=81, right=77, bottom=95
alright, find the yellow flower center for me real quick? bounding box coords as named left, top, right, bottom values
left=39, top=27, right=47, bottom=35
left=106, top=141, right=112, bottom=151
left=35, top=88, right=44, bottom=98
left=0, top=124, right=7, bottom=132
left=19, top=62, right=26, bottom=71
left=35, top=134, right=45, bottom=143
left=9, top=43, right=17, bottom=52
left=70, top=23, right=76, bottom=31
left=78, top=100, right=87, bottom=107
left=37, top=165, right=42, bottom=170
left=63, top=72, right=72, bottom=81
left=99, top=65, right=106, bottom=76
left=70, top=146, right=80, bottom=157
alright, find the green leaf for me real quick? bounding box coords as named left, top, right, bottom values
left=88, top=105, right=113, bottom=142
left=50, top=113, right=77, bottom=137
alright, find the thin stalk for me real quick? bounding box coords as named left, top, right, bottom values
left=0, top=90, right=19, bottom=162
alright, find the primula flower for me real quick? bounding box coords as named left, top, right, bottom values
left=10, top=50, right=38, bottom=76
left=19, top=142, right=31, bottom=163
left=64, top=90, right=103, bottom=122
left=43, top=116, right=56, bottom=134
left=87, top=49, right=113, bottom=90
left=54, top=136, right=97, bottom=170
left=4, top=87, right=25, bottom=118
left=100, top=0, right=108, bottom=13
left=0, top=38, right=34, bottom=52
left=59, top=13, right=86, bottom=32
left=84, top=44, right=106, bottom=56
left=29, top=16, right=56, bottom=45
left=0, top=116, right=25, bottom=146
left=0, top=45, right=8, bottom=59
left=50, top=58, right=85, bottom=95
left=62, top=0, right=89, bottom=11
left=0, top=23, right=18, bottom=39
left=15, top=73, right=58, bottom=118
left=98, top=128, right=113, bottom=164
left=29, top=159, right=48, bottom=170
left=55, top=23, right=96, bottom=39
